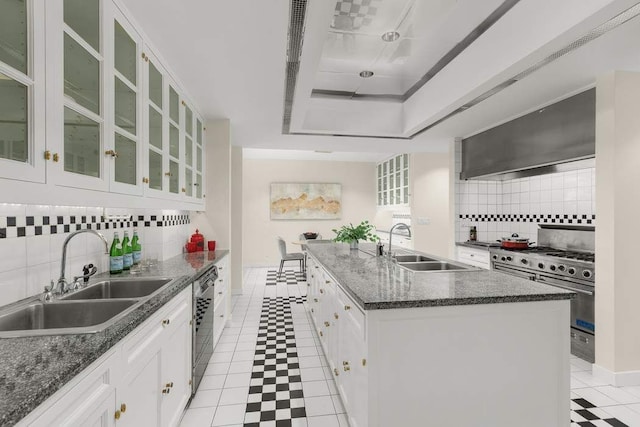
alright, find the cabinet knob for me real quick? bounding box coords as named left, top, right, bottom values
left=218, top=291, right=223, bottom=295
left=344, top=305, right=351, bottom=311
left=324, top=321, right=330, bottom=327
left=319, top=330, right=323, bottom=337
left=325, top=280, right=331, bottom=284
left=362, top=358, right=367, bottom=367
left=165, top=382, right=174, bottom=388
left=105, top=150, right=118, bottom=158
left=162, top=319, right=170, bottom=326
left=334, top=313, right=339, bottom=319
left=52, top=153, right=59, bottom=162
left=181, top=188, right=186, bottom=193
left=44, top=150, right=51, bottom=160
left=142, top=177, right=149, bottom=184
left=220, top=314, right=224, bottom=318
left=307, top=283, right=310, bottom=287
left=311, top=308, right=314, bottom=313
left=162, top=388, right=171, bottom=394
left=343, top=366, right=351, bottom=372
left=319, top=289, right=324, bottom=294
left=114, top=410, right=121, bottom=420
left=334, top=368, right=339, bottom=376
left=313, top=298, right=318, bottom=303
left=120, top=403, right=127, bottom=413
left=164, top=172, right=172, bottom=177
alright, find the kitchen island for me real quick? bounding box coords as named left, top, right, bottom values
left=305, top=242, right=574, bottom=427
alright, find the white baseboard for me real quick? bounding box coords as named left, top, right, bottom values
left=593, top=364, right=640, bottom=386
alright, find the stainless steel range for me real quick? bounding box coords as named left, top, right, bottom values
left=490, top=225, right=595, bottom=362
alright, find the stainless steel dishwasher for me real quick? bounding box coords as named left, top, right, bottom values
left=192, top=264, right=218, bottom=395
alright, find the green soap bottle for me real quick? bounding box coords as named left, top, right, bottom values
left=131, top=228, right=142, bottom=265
left=110, top=232, right=123, bottom=274
left=122, top=231, right=133, bottom=270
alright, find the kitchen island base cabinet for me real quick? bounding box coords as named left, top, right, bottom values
left=307, top=257, right=570, bottom=427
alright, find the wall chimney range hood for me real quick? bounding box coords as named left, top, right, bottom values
left=460, top=89, right=595, bottom=181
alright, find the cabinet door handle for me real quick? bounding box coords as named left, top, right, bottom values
left=114, top=410, right=121, bottom=420
left=334, top=313, right=339, bottom=319
left=164, top=172, right=172, bottom=177
left=120, top=403, right=127, bottom=413
left=105, top=150, right=118, bottom=158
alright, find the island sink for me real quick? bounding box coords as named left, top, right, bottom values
left=398, top=261, right=469, bottom=271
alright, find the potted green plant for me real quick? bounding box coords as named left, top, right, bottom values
left=332, top=220, right=379, bottom=250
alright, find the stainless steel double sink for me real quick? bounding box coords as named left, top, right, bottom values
left=392, top=254, right=478, bottom=273
left=0, top=277, right=174, bottom=338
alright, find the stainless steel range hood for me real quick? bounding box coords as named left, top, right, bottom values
left=460, top=89, right=595, bottom=180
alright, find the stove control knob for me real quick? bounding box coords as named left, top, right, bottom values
left=567, top=267, right=576, bottom=275
left=549, top=265, right=556, bottom=271
left=520, top=259, right=528, bottom=265
left=500, top=256, right=506, bottom=262
left=558, top=265, right=566, bottom=272
left=492, top=255, right=498, bottom=260
left=506, top=256, right=513, bottom=262
left=583, top=270, right=592, bottom=279
left=538, top=263, right=544, bottom=269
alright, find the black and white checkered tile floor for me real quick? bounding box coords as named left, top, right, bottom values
left=181, top=267, right=640, bottom=427
left=243, top=297, right=307, bottom=426
left=266, top=270, right=306, bottom=286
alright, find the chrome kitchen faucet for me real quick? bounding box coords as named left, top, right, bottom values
left=54, top=229, right=109, bottom=297
left=388, top=223, right=411, bottom=259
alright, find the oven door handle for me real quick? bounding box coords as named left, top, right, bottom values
left=537, top=277, right=594, bottom=296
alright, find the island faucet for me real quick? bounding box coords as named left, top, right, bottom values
left=55, top=229, right=109, bottom=296
left=387, top=222, right=411, bottom=259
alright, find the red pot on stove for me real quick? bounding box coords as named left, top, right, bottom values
left=497, top=233, right=535, bottom=249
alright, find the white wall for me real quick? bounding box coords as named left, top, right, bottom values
left=594, top=71, right=640, bottom=379
left=242, top=159, right=376, bottom=266
left=410, top=152, right=451, bottom=258
left=0, top=203, right=191, bottom=307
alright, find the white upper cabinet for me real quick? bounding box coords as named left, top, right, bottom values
left=109, top=9, right=143, bottom=196
left=1, top=0, right=205, bottom=208
left=0, top=0, right=46, bottom=183
left=377, top=154, right=409, bottom=207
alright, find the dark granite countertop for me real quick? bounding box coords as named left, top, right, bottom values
left=0, top=250, right=229, bottom=426
left=306, top=243, right=573, bottom=310
left=455, top=241, right=501, bottom=250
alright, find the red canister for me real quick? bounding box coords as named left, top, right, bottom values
left=190, top=229, right=205, bottom=251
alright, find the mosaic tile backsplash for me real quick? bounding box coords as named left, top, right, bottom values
left=454, top=141, right=596, bottom=243
left=0, top=204, right=192, bottom=307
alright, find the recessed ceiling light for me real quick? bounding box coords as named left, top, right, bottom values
left=381, top=31, right=400, bottom=42
left=359, top=70, right=374, bottom=78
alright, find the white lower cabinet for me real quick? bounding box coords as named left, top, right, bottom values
left=456, top=245, right=491, bottom=269
left=212, top=256, right=230, bottom=349
left=19, top=286, right=193, bottom=427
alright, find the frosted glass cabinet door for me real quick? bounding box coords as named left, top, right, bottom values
left=185, top=169, right=192, bottom=197
left=0, top=0, right=27, bottom=73
left=0, top=74, right=28, bottom=163
left=114, top=133, right=136, bottom=185
left=169, top=160, right=179, bottom=194
left=169, top=124, right=179, bottom=158
left=148, top=106, right=162, bottom=150
left=169, top=86, right=179, bottom=124
left=148, top=61, right=162, bottom=109
left=114, top=77, right=136, bottom=134
left=148, top=149, right=163, bottom=190
left=184, top=137, right=192, bottom=167
left=64, top=108, right=100, bottom=178
left=63, top=0, right=99, bottom=52
left=114, top=20, right=136, bottom=85
left=64, top=34, right=100, bottom=115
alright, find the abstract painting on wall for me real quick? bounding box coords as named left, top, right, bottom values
left=270, top=183, right=342, bottom=220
